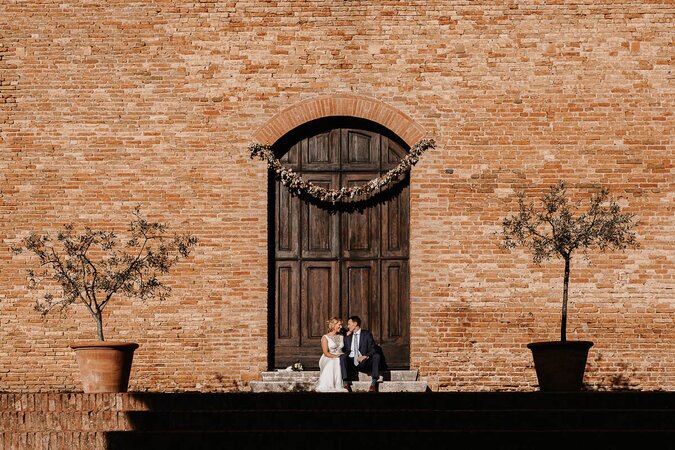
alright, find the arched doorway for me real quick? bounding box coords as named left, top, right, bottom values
left=269, top=117, right=410, bottom=370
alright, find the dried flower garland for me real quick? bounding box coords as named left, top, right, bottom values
left=249, top=138, right=435, bottom=203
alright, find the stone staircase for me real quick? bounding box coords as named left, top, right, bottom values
left=250, top=369, right=427, bottom=392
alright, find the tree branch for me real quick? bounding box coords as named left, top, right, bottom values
left=80, top=248, right=99, bottom=310
left=47, top=247, right=98, bottom=320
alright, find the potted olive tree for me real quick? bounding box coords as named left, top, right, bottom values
left=500, top=182, right=638, bottom=391
left=12, top=207, right=197, bottom=392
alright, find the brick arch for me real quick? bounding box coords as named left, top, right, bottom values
left=252, top=94, right=426, bottom=147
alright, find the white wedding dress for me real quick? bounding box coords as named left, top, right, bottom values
left=315, top=334, right=348, bottom=393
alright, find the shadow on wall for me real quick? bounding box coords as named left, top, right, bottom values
left=585, top=373, right=645, bottom=392
left=584, top=356, right=646, bottom=392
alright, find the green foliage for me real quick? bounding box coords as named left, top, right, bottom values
left=12, top=207, right=197, bottom=340
left=501, top=181, right=639, bottom=263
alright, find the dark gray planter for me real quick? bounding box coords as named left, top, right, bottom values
left=527, top=340, right=594, bottom=391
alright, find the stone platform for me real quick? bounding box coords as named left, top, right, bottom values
left=250, top=369, right=427, bottom=392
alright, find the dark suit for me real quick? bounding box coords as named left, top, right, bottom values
left=340, top=329, right=381, bottom=382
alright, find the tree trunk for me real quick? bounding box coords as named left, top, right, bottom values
left=561, top=256, right=570, bottom=342
left=95, top=312, right=105, bottom=341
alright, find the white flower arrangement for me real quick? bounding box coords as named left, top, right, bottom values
left=249, top=138, right=435, bottom=204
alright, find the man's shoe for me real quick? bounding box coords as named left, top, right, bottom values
left=368, top=383, right=378, bottom=393
left=343, top=383, right=352, bottom=392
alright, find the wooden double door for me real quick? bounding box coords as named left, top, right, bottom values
left=272, top=126, right=410, bottom=369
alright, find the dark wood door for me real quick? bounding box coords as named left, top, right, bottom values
left=272, top=127, right=410, bottom=369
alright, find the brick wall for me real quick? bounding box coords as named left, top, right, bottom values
left=0, top=1, right=672, bottom=392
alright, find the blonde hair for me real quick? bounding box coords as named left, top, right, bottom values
left=326, top=317, right=342, bottom=333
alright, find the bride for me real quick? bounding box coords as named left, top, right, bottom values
left=315, top=317, right=348, bottom=392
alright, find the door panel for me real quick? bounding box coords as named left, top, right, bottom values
left=275, top=261, right=300, bottom=346
left=380, top=260, right=409, bottom=368
left=275, top=180, right=300, bottom=258
left=341, top=173, right=380, bottom=259
left=381, top=137, right=407, bottom=170
left=342, top=260, right=379, bottom=341
left=303, top=129, right=339, bottom=171
left=380, top=260, right=409, bottom=342
left=301, top=174, right=339, bottom=259
left=341, top=129, right=379, bottom=171
left=302, top=261, right=340, bottom=341
left=381, top=175, right=409, bottom=258
left=280, top=141, right=300, bottom=170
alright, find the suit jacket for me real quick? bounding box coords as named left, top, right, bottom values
left=344, top=329, right=376, bottom=359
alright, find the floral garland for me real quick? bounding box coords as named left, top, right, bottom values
left=249, top=138, right=435, bottom=204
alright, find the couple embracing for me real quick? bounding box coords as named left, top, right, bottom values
left=315, top=316, right=382, bottom=393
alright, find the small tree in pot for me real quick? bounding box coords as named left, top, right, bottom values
left=12, top=207, right=197, bottom=392
left=501, top=182, right=638, bottom=391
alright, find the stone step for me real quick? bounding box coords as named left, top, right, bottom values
left=250, top=381, right=316, bottom=393
left=350, top=381, right=374, bottom=392
left=260, top=369, right=418, bottom=382
left=260, top=371, right=320, bottom=382
left=250, top=380, right=427, bottom=393
left=391, top=370, right=418, bottom=381
left=352, top=381, right=427, bottom=392
left=357, top=370, right=418, bottom=382
left=350, top=381, right=427, bottom=393
left=357, top=374, right=384, bottom=382
left=379, top=381, right=427, bottom=393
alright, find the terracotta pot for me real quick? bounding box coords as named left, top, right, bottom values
left=527, top=340, right=593, bottom=392
left=70, top=341, right=139, bottom=393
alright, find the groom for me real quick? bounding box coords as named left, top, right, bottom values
left=340, top=316, right=381, bottom=393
